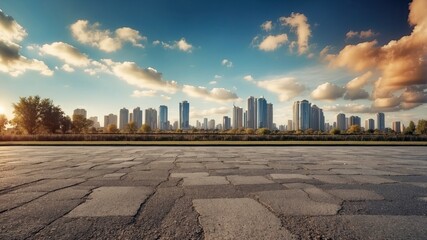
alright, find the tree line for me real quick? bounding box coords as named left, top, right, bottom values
left=1, top=95, right=427, bottom=135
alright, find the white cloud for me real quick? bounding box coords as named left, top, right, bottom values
left=131, top=90, right=157, bottom=98
left=343, top=89, right=370, bottom=100
left=346, top=71, right=373, bottom=90
left=158, top=38, right=193, bottom=52
left=70, top=20, right=146, bottom=52
left=40, top=42, right=90, bottom=67
left=221, top=59, right=233, bottom=67
left=280, top=13, right=311, bottom=54
left=161, top=95, right=171, bottom=101
left=214, top=74, right=222, bottom=79
left=209, top=81, right=217, bottom=85
left=346, top=29, right=378, bottom=39
left=0, top=10, right=27, bottom=43
left=311, top=82, right=346, bottom=100
left=0, top=11, right=53, bottom=77
left=257, top=77, right=306, bottom=101
left=182, top=85, right=239, bottom=102
left=258, top=34, right=288, bottom=51
left=83, top=60, right=111, bottom=76
left=103, top=59, right=179, bottom=94
left=322, top=103, right=372, bottom=113
left=61, top=64, right=75, bottom=72
left=261, top=20, right=273, bottom=31
left=243, top=75, right=254, bottom=82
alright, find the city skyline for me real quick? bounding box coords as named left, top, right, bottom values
left=0, top=0, right=426, bottom=126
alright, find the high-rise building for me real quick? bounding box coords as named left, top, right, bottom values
left=119, top=108, right=129, bottom=130
left=319, top=109, right=325, bottom=131
left=104, top=114, right=118, bottom=128
left=243, top=111, right=248, bottom=128
left=247, top=96, right=257, bottom=129
left=349, top=116, right=361, bottom=127
left=145, top=108, right=157, bottom=130
left=233, top=106, right=243, bottom=129
left=208, top=119, right=215, bottom=130
left=89, top=116, right=100, bottom=128
left=392, top=121, right=401, bottom=133
left=337, top=113, right=346, bottom=131
left=299, top=100, right=311, bottom=131
left=203, top=118, right=208, bottom=130
left=267, top=103, right=273, bottom=130
left=365, top=118, right=375, bottom=130
left=257, top=97, right=267, bottom=129
left=310, top=105, right=320, bottom=131
left=196, top=120, right=201, bottom=129
left=287, top=120, right=293, bottom=131
left=159, top=105, right=168, bottom=130
left=73, top=108, right=87, bottom=119
left=179, top=101, right=190, bottom=130
left=293, top=101, right=300, bottom=131
left=132, top=107, right=143, bottom=129
left=223, top=116, right=231, bottom=130
left=172, top=121, right=178, bottom=130
left=377, top=112, right=385, bottom=131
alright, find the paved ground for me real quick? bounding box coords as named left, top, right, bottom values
left=0, top=146, right=426, bottom=240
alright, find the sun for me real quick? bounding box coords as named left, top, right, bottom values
left=0, top=106, right=4, bottom=115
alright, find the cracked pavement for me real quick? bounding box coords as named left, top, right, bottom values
left=0, top=146, right=427, bottom=239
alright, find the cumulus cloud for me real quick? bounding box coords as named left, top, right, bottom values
left=158, top=38, right=193, bottom=52
left=324, top=0, right=427, bottom=111
left=61, top=64, right=75, bottom=72
left=131, top=89, right=157, bottom=98
left=103, top=59, right=179, bottom=94
left=323, top=103, right=373, bottom=113
left=221, top=59, right=233, bottom=67
left=40, top=42, right=90, bottom=67
left=257, top=77, right=305, bottom=101
left=190, top=106, right=229, bottom=119
left=280, top=13, right=311, bottom=54
left=261, top=21, right=273, bottom=31
left=243, top=75, right=254, bottom=82
left=209, top=81, right=217, bottom=85
left=182, top=85, right=239, bottom=102
left=343, top=89, right=370, bottom=100
left=258, top=34, right=288, bottom=51
left=0, top=10, right=27, bottom=43
left=346, top=29, right=377, bottom=39
left=346, top=71, right=373, bottom=90
left=311, top=82, right=345, bottom=100
left=0, top=10, right=52, bottom=77
left=70, top=20, right=146, bottom=52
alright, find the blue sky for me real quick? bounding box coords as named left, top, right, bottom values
left=1, top=0, right=426, bottom=127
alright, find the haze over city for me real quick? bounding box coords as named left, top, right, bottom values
left=1, top=0, right=426, bottom=127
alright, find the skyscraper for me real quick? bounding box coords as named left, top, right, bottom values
left=179, top=101, right=190, bottom=130
left=247, top=96, right=257, bottom=129
left=377, top=112, right=385, bottom=131
left=104, top=114, right=118, bottom=128
left=319, top=108, right=325, bottom=131
left=203, top=118, right=208, bottom=130
left=89, top=116, right=100, bottom=128
left=233, top=106, right=243, bottom=129
left=337, top=113, right=346, bottom=131
left=299, top=100, right=311, bottom=131
left=310, top=105, right=320, bottom=131
left=132, top=107, right=143, bottom=129
left=73, top=108, right=87, bottom=119
left=159, top=105, right=168, bottom=130
left=267, top=103, right=273, bottom=130
left=349, top=116, right=361, bottom=127
left=208, top=119, right=215, bottom=130
left=119, top=108, right=129, bottom=130
left=145, top=108, right=157, bottom=130
left=392, top=121, right=401, bottom=133
left=365, top=119, right=375, bottom=130
left=287, top=120, right=293, bottom=131
left=293, top=101, right=300, bottom=131
left=243, top=111, right=248, bottom=128
left=223, top=116, right=231, bottom=130
left=257, top=97, right=267, bottom=129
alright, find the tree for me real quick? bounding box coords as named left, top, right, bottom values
left=60, top=116, right=72, bottom=134
left=404, top=121, right=416, bottom=135
left=0, top=114, right=8, bottom=133
left=347, top=125, right=361, bottom=134
left=140, top=124, right=152, bottom=133
left=256, top=128, right=270, bottom=135
left=125, top=122, right=138, bottom=133
left=245, top=128, right=255, bottom=134
left=12, top=96, right=43, bottom=134
left=106, top=124, right=118, bottom=133
left=330, top=128, right=341, bottom=135
left=72, top=115, right=93, bottom=134
left=40, top=99, right=65, bottom=133
left=416, top=119, right=427, bottom=135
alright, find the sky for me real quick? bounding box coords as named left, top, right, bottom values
left=1, top=0, right=426, bottom=127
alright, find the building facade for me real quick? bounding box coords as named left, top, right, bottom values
left=247, top=96, right=257, bottom=129
left=257, top=97, right=267, bottom=129
left=159, top=105, right=168, bottom=130
left=337, top=113, right=346, bottom=131
left=132, top=107, right=143, bottom=129
left=104, top=114, right=118, bottom=128
left=119, top=108, right=129, bottom=130
left=179, top=101, right=190, bottom=130
left=145, top=108, right=157, bottom=130
left=233, top=106, right=243, bottom=129
left=299, top=100, right=311, bottom=131
left=267, top=103, right=273, bottom=130
left=377, top=112, right=385, bottom=131
left=73, top=108, right=87, bottom=119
